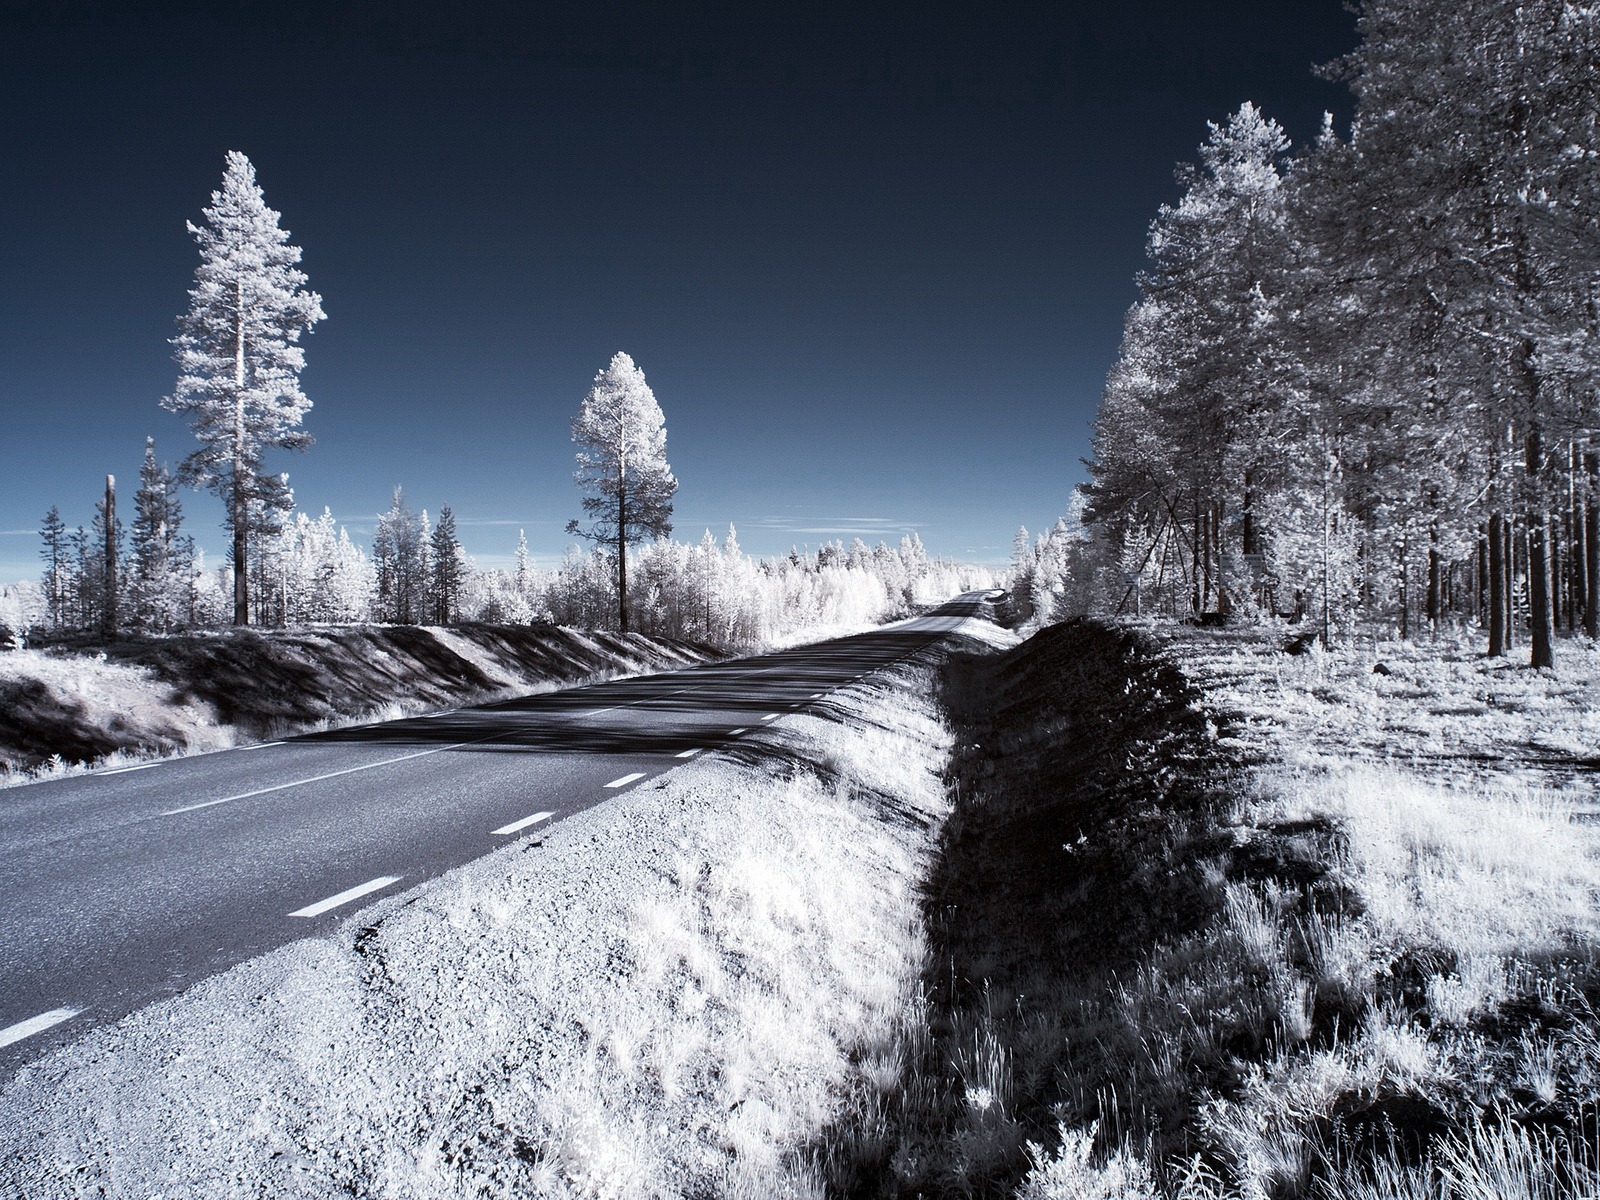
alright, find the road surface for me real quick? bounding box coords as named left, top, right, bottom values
left=0, top=593, right=996, bottom=1077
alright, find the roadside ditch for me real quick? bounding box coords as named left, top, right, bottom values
left=824, top=617, right=1600, bottom=1200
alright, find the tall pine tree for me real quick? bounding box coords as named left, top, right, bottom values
left=163, top=151, right=325, bottom=626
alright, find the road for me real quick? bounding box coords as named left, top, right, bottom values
left=0, top=592, right=996, bottom=1078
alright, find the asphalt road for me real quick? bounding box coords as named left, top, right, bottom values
left=0, top=592, right=997, bottom=1078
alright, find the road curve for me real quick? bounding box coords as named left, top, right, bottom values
left=0, top=592, right=997, bottom=1078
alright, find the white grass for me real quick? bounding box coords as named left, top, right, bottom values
left=1016, top=624, right=1600, bottom=1199
left=1258, top=765, right=1600, bottom=960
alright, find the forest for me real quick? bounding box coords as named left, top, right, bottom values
left=1034, top=0, right=1600, bottom=669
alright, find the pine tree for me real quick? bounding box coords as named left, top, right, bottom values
left=131, top=438, right=193, bottom=631
left=39, top=507, right=71, bottom=629
left=565, top=352, right=677, bottom=632
left=430, top=504, right=464, bottom=624
left=514, top=529, right=531, bottom=602
left=373, top=487, right=426, bottom=623
left=163, top=151, right=325, bottom=627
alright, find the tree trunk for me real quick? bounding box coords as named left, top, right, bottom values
left=1241, top=470, right=1257, bottom=555
left=1587, top=446, right=1600, bottom=640
left=1504, top=517, right=1517, bottom=650
left=1191, top=494, right=1202, bottom=614
left=617, top=478, right=629, bottom=634
left=1530, top=514, right=1555, bottom=668
left=1427, top=528, right=1441, bottom=636
left=233, top=283, right=250, bottom=626
left=103, top=474, right=118, bottom=639
left=1399, top=534, right=1410, bottom=641
left=1527, top=425, right=1555, bottom=669
left=1477, top=526, right=1489, bottom=627
left=1489, top=512, right=1506, bottom=656
left=1551, top=511, right=1563, bottom=631
left=1567, top=442, right=1583, bottom=631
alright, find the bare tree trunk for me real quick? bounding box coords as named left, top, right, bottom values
left=1477, top=526, right=1489, bottom=627
left=1191, top=494, right=1202, bottom=614
left=617, top=478, right=629, bottom=634
left=103, top=474, right=118, bottom=639
left=1551, top=509, right=1564, bottom=631
left=1427, top=526, right=1441, bottom=637
left=1587, top=445, right=1600, bottom=639
left=1399, top=533, right=1410, bottom=641
left=1530, top=515, right=1555, bottom=668
left=1505, top=517, right=1518, bottom=651
left=1527, top=425, right=1555, bottom=668
left=1568, top=442, right=1583, bottom=631
left=1489, top=511, right=1506, bottom=656
left=1241, top=470, right=1257, bottom=556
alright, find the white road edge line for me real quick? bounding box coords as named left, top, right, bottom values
left=493, top=811, right=553, bottom=836
left=675, top=748, right=702, bottom=758
left=236, top=741, right=286, bottom=752
left=101, top=763, right=159, bottom=775
left=289, top=876, right=402, bottom=919
left=0, top=1007, right=81, bottom=1049
left=605, top=772, right=646, bottom=789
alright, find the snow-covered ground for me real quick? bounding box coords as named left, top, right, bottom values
left=0, top=624, right=1010, bottom=1199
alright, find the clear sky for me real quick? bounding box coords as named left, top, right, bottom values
left=0, top=1, right=1358, bottom=578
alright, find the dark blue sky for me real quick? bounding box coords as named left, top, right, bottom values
left=0, top=2, right=1357, bottom=577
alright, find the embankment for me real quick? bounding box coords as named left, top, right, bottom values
left=0, top=623, right=717, bottom=778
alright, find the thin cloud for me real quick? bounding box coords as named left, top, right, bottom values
left=453, top=519, right=565, bottom=528
left=752, top=516, right=921, bottom=538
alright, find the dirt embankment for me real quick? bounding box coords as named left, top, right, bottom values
left=0, top=624, right=718, bottom=777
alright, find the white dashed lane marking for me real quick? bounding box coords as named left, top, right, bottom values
left=289, top=876, right=402, bottom=919
left=493, top=811, right=553, bottom=836
left=0, top=1008, right=80, bottom=1049
left=760, top=714, right=779, bottom=722
left=675, top=748, right=702, bottom=759
left=605, top=773, right=646, bottom=789
left=728, top=728, right=748, bottom=735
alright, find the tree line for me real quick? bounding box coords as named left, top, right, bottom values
left=26, top=153, right=987, bottom=645
left=1075, top=0, right=1599, bottom=667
